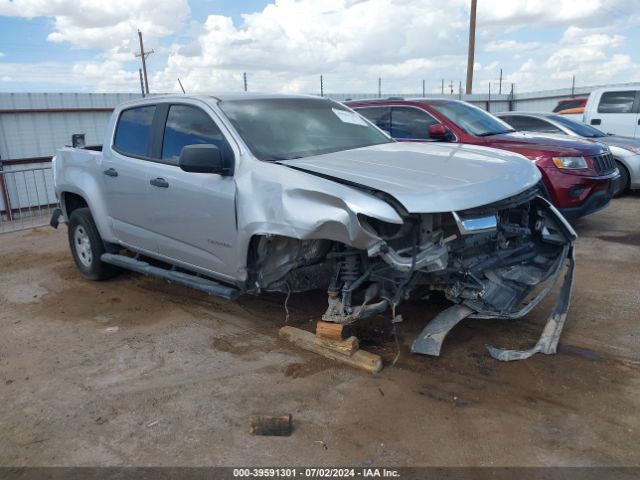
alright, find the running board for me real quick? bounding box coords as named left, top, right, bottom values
left=100, top=253, right=242, bottom=300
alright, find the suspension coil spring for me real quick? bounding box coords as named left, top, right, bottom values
left=341, top=250, right=360, bottom=283
left=340, top=249, right=361, bottom=314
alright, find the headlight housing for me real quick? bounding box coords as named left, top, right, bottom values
left=552, top=156, right=588, bottom=169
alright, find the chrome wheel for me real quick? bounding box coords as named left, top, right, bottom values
left=74, top=225, right=93, bottom=267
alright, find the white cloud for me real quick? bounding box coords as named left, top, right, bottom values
left=149, top=0, right=473, bottom=93
left=484, top=40, right=541, bottom=53
left=0, top=0, right=190, bottom=50
left=477, top=0, right=638, bottom=29
left=0, top=0, right=638, bottom=94
left=544, top=28, right=633, bottom=82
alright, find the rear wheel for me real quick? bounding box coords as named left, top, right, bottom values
left=614, top=161, right=630, bottom=197
left=67, top=208, right=119, bottom=280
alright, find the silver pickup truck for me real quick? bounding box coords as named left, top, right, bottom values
left=51, top=94, right=576, bottom=361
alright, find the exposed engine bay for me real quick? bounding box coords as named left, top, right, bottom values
left=248, top=186, right=576, bottom=361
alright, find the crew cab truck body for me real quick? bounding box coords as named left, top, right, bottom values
left=582, top=85, right=640, bottom=138
left=347, top=99, right=620, bottom=219
left=52, top=94, right=576, bottom=361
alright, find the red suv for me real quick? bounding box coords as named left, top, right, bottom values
left=346, top=99, right=620, bottom=219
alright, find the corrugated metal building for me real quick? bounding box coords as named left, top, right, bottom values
left=0, top=92, right=144, bottom=161
left=0, top=92, right=144, bottom=219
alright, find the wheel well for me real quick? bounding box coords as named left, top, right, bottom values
left=62, top=192, right=88, bottom=218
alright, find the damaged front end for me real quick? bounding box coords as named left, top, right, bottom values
left=249, top=185, right=576, bottom=362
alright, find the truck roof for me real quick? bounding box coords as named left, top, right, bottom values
left=116, top=92, right=326, bottom=109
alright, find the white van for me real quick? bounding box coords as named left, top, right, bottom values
left=583, top=86, right=640, bottom=137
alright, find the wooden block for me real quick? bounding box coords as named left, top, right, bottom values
left=249, top=414, right=292, bottom=436
left=279, top=326, right=383, bottom=374
left=321, top=335, right=359, bottom=356
left=316, top=320, right=350, bottom=340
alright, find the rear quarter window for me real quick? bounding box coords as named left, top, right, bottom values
left=113, top=105, right=156, bottom=157
left=597, top=91, right=637, bottom=114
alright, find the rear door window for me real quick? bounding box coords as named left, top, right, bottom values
left=113, top=105, right=156, bottom=157
left=161, top=104, right=231, bottom=164
left=356, top=106, right=391, bottom=134
left=597, top=91, right=638, bottom=113
left=391, top=107, right=438, bottom=140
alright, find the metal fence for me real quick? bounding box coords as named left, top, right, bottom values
left=0, top=165, right=58, bottom=234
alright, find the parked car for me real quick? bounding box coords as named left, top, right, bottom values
left=346, top=98, right=620, bottom=219
left=582, top=85, right=640, bottom=137
left=553, top=97, right=588, bottom=118
left=496, top=111, right=640, bottom=195
left=50, top=94, right=576, bottom=361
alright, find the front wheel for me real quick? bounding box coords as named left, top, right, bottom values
left=67, top=208, right=119, bottom=280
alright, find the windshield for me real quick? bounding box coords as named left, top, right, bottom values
left=218, top=98, right=392, bottom=161
left=550, top=114, right=606, bottom=138
left=430, top=101, right=516, bottom=136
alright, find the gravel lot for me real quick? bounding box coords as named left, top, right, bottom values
left=0, top=194, right=639, bottom=467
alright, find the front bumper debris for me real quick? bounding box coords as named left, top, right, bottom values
left=486, top=246, right=575, bottom=361
left=412, top=245, right=575, bottom=361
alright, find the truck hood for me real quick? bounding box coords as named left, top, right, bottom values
left=280, top=142, right=541, bottom=213
left=484, top=131, right=605, bottom=158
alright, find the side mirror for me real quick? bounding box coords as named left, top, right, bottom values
left=178, top=144, right=231, bottom=175
left=428, top=124, right=451, bottom=140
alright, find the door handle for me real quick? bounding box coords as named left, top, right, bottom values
left=150, top=177, right=169, bottom=188
left=590, top=119, right=601, bottom=125
left=103, top=168, right=118, bottom=177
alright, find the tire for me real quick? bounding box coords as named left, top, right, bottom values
left=614, top=161, right=630, bottom=197
left=67, top=208, right=119, bottom=280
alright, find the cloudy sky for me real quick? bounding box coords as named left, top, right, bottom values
left=0, top=0, right=638, bottom=95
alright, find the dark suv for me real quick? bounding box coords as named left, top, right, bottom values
left=346, top=98, right=620, bottom=219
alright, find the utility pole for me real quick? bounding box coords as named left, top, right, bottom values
left=320, top=75, right=324, bottom=97
left=571, top=75, right=575, bottom=97
left=378, top=77, right=381, bottom=98
left=499, top=68, right=503, bottom=95
left=135, top=30, right=154, bottom=94
left=243, top=72, right=248, bottom=92
left=465, top=0, right=477, bottom=94
left=441, top=79, right=444, bottom=95
left=449, top=80, right=454, bottom=94
left=138, top=69, right=145, bottom=97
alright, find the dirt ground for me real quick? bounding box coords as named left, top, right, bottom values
left=0, top=195, right=639, bottom=467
